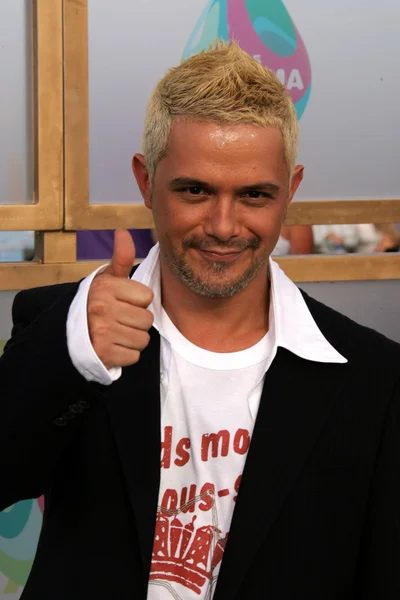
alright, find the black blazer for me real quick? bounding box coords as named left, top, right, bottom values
left=0, top=275, right=399, bottom=600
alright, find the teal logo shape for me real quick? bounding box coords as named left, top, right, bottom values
left=183, top=0, right=312, bottom=118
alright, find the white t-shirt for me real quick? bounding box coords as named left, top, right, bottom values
left=148, top=309, right=273, bottom=600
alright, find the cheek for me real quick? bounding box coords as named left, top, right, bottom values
left=159, top=206, right=205, bottom=238
left=155, top=211, right=198, bottom=251
left=245, top=209, right=284, bottom=241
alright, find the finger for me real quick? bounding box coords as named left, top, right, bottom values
left=114, top=279, right=154, bottom=309
left=111, top=324, right=151, bottom=352
left=105, top=229, right=136, bottom=279
left=94, top=324, right=150, bottom=367
left=103, top=347, right=141, bottom=369
left=115, top=305, right=154, bottom=332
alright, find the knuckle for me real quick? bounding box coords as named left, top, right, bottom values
left=134, top=282, right=153, bottom=306
left=88, top=301, right=107, bottom=318
left=141, top=331, right=151, bottom=347
left=89, top=324, right=109, bottom=344
left=132, top=331, right=149, bottom=351
left=144, top=310, right=154, bottom=329
left=145, top=289, right=154, bottom=304
left=131, top=349, right=141, bottom=364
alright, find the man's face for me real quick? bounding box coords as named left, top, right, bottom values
left=133, top=120, right=303, bottom=298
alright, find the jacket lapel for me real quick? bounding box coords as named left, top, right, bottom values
left=214, top=347, right=349, bottom=600
left=105, top=326, right=161, bottom=577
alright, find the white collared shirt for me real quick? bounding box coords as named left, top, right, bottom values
left=67, top=242, right=346, bottom=386
left=66, top=244, right=346, bottom=600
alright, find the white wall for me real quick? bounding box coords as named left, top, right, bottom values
left=0, top=0, right=33, bottom=206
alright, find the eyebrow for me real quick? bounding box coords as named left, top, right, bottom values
left=169, top=177, right=281, bottom=194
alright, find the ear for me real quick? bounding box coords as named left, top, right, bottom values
left=132, top=154, right=152, bottom=209
left=288, top=165, right=304, bottom=203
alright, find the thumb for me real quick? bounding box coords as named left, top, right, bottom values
left=106, top=229, right=136, bottom=278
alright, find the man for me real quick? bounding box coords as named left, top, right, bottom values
left=1, top=42, right=399, bottom=600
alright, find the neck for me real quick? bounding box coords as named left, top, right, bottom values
left=160, top=256, right=270, bottom=353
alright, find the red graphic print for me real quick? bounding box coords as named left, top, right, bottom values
left=152, top=425, right=250, bottom=595
left=150, top=489, right=229, bottom=595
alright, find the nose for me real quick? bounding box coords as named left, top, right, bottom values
left=203, top=197, right=240, bottom=242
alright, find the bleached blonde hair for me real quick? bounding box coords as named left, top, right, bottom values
left=142, top=40, right=299, bottom=180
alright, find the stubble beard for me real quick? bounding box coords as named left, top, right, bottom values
left=162, top=239, right=269, bottom=299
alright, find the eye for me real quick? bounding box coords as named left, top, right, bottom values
left=241, top=191, right=274, bottom=206
left=186, top=186, right=205, bottom=195
left=178, top=186, right=210, bottom=202
left=245, top=191, right=272, bottom=199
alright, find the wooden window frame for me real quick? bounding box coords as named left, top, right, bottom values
left=63, top=0, right=400, bottom=230
left=0, top=0, right=399, bottom=290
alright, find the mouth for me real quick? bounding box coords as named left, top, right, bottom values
left=196, top=248, right=245, bottom=262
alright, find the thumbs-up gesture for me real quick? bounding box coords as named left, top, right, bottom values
left=87, top=229, right=154, bottom=369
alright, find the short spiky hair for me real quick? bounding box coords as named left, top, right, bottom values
left=142, top=40, right=299, bottom=180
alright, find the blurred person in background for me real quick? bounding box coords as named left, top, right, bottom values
left=272, top=224, right=314, bottom=255
left=313, top=223, right=400, bottom=254
left=374, top=224, right=400, bottom=252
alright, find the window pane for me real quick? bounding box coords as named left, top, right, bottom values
left=88, top=0, right=400, bottom=204
left=0, top=0, right=33, bottom=205
left=0, top=231, right=35, bottom=262
left=87, top=0, right=204, bottom=205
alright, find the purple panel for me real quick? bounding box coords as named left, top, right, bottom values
left=76, top=229, right=154, bottom=260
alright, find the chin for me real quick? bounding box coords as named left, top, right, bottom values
left=185, top=261, right=264, bottom=299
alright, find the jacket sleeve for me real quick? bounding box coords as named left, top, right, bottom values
left=0, top=283, right=108, bottom=511
left=357, top=374, right=400, bottom=597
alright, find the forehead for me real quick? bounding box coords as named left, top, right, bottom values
left=157, top=120, right=288, bottom=185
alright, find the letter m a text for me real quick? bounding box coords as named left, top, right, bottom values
left=201, top=430, right=230, bottom=462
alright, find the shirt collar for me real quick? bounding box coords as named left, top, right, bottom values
left=268, top=258, right=347, bottom=363
left=132, top=243, right=347, bottom=365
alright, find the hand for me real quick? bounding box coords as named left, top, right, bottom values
left=87, top=229, right=154, bottom=369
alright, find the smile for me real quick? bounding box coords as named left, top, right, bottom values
left=196, top=248, right=244, bottom=262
